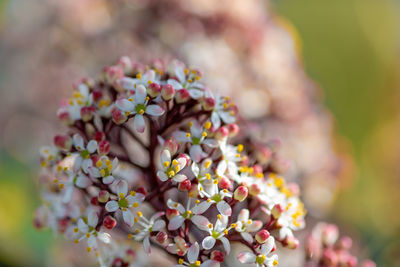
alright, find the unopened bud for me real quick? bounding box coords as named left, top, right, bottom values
left=249, top=183, right=261, bottom=196
left=58, top=110, right=72, bottom=125
left=148, top=83, right=161, bottom=98
left=166, top=208, right=179, bottom=220
left=234, top=186, right=248, bottom=202
left=283, top=235, right=299, bottom=249
left=177, top=153, right=191, bottom=167
left=218, top=177, right=232, bottom=190
left=161, top=84, right=175, bottom=100
left=210, top=250, right=224, bottom=262
left=105, top=65, right=124, bottom=83
left=54, top=135, right=72, bottom=151
left=94, top=131, right=105, bottom=142
left=175, top=89, right=191, bottom=103
left=202, top=97, right=215, bottom=111
left=271, top=204, right=284, bottom=219
left=255, top=230, right=270, bottom=244
left=227, top=123, right=239, bottom=137
left=97, top=140, right=110, bottom=155
left=111, top=107, right=127, bottom=124
left=103, top=215, right=117, bottom=230
left=256, top=146, right=272, bottom=165
left=90, top=197, right=99, bottom=206
left=136, top=187, right=147, bottom=196
left=155, top=231, right=168, bottom=244
left=98, top=190, right=110, bottom=203
left=322, top=224, right=339, bottom=246
left=271, top=154, right=290, bottom=174
left=117, top=56, right=132, bottom=73
left=178, top=179, right=192, bottom=191
left=164, top=137, right=179, bottom=155
left=338, top=236, right=352, bottom=250
left=215, top=126, right=229, bottom=140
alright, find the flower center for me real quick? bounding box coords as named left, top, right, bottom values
left=118, top=198, right=128, bottom=208
left=191, top=137, right=201, bottom=145
left=211, top=194, right=222, bottom=203
left=256, top=255, right=266, bottom=264
left=135, top=104, right=146, bottom=115
left=80, top=150, right=90, bottom=159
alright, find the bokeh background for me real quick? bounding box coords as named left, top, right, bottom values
left=0, top=0, right=399, bottom=266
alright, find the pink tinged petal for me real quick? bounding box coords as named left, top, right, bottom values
left=203, top=139, right=219, bottom=148
left=216, top=160, right=227, bottom=176
left=177, top=157, right=187, bottom=170
left=241, top=232, right=254, bottom=244
left=105, top=200, right=119, bottom=212
left=202, top=236, right=216, bottom=250
left=191, top=215, right=211, bottom=231
left=190, top=145, right=205, bottom=162
left=152, top=220, right=165, bottom=231
left=120, top=77, right=137, bottom=90
left=261, top=236, right=275, bottom=255
left=248, top=220, right=263, bottom=232
left=133, top=114, right=146, bottom=133
left=189, top=89, right=203, bottom=99
left=78, top=219, right=89, bottom=233
left=146, top=105, right=165, bottom=116
left=102, top=175, right=114, bottom=185
left=220, top=237, right=230, bottom=254
left=150, top=211, right=165, bottom=221
left=191, top=162, right=200, bottom=177
left=86, top=140, right=98, bottom=153
left=173, top=131, right=191, bottom=143
left=238, top=252, right=256, bottom=264
left=188, top=242, right=200, bottom=263
left=167, top=79, right=182, bottom=89
left=117, top=179, right=128, bottom=196
left=76, top=175, right=91, bottom=188
left=217, top=201, right=232, bottom=216
left=88, top=166, right=101, bottom=178
left=173, top=174, right=187, bottom=182
left=135, top=85, right=147, bottom=104
left=168, top=215, right=185, bottom=231
left=161, top=150, right=171, bottom=165
left=73, top=134, right=84, bottom=150
left=211, top=112, right=221, bottom=129
left=219, top=111, right=236, bottom=124
left=111, top=157, right=119, bottom=172
left=122, top=210, right=135, bottom=227
left=157, top=170, right=168, bottom=182
left=143, top=235, right=151, bottom=254
left=116, top=98, right=135, bottom=112
left=192, top=201, right=212, bottom=215
left=167, top=199, right=185, bottom=214
left=88, top=210, right=99, bottom=227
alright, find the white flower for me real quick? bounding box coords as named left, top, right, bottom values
left=120, top=70, right=160, bottom=91
left=191, top=159, right=219, bottom=198
left=200, top=215, right=231, bottom=254
left=216, top=140, right=242, bottom=177
left=59, top=170, right=92, bottom=203
left=210, top=94, right=236, bottom=129
left=134, top=211, right=165, bottom=253
left=88, top=155, right=119, bottom=184
left=116, top=85, right=165, bottom=133
left=64, top=83, right=93, bottom=121
left=157, top=150, right=187, bottom=182
left=105, top=180, right=145, bottom=227
left=174, top=242, right=220, bottom=267
left=237, top=236, right=278, bottom=267
left=197, top=187, right=233, bottom=216
left=167, top=63, right=204, bottom=99
left=74, top=209, right=111, bottom=252
left=40, top=146, right=59, bottom=167
left=276, top=197, right=306, bottom=240
left=167, top=198, right=211, bottom=231
left=234, top=209, right=262, bottom=244
left=73, top=134, right=98, bottom=173
left=173, top=121, right=218, bottom=162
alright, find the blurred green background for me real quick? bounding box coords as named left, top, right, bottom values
left=0, top=0, right=399, bottom=266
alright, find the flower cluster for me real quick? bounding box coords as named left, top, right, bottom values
left=306, top=223, right=375, bottom=267
left=35, top=57, right=307, bottom=266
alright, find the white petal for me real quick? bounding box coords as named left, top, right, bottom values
left=191, top=215, right=210, bottom=231
left=87, top=236, right=97, bottom=249
left=191, top=162, right=200, bottom=177
left=190, top=145, right=205, bottom=162
left=73, top=134, right=84, bottom=150
left=192, top=201, right=212, bottom=215
left=241, top=232, right=254, bottom=244
left=111, top=157, right=119, bottom=172
left=167, top=199, right=185, bottom=214
left=173, top=174, right=187, bottom=182
left=150, top=211, right=165, bottom=221
left=202, top=236, right=216, bottom=250
left=123, top=210, right=135, bottom=227
left=62, top=186, right=73, bottom=203
left=211, top=111, right=221, bottom=129
left=116, top=99, right=134, bottom=112
left=189, top=89, right=203, bottom=99
left=168, top=215, right=185, bottom=231
left=157, top=171, right=168, bottom=182
left=117, top=180, right=128, bottom=196
left=220, top=237, right=230, bottom=254
left=237, top=252, right=256, bottom=264
left=78, top=218, right=89, bottom=233
left=133, top=114, right=146, bottom=133
left=191, top=122, right=203, bottom=137
left=217, top=201, right=232, bottom=216
left=76, top=175, right=91, bottom=188
left=135, top=85, right=147, bottom=104
left=105, top=200, right=119, bottom=212
left=216, top=160, right=227, bottom=176
left=175, top=66, right=185, bottom=83
left=146, top=105, right=165, bottom=116
left=261, top=236, right=275, bottom=255
left=167, top=79, right=182, bottom=89
left=173, top=131, right=191, bottom=143
left=102, top=175, right=114, bottom=185
left=219, top=111, right=236, bottom=124
left=203, top=139, right=219, bottom=148
left=177, top=157, right=187, bottom=170
left=98, top=232, right=111, bottom=244
left=152, top=219, right=165, bottom=231
left=120, top=77, right=137, bottom=90
left=200, top=260, right=220, bottom=267
left=73, top=156, right=83, bottom=173
left=161, top=150, right=171, bottom=165
left=238, top=209, right=250, bottom=222
left=248, top=220, right=263, bottom=232
left=81, top=159, right=92, bottom=173
left=143, top=235, right=151, bottom=254
left=188, top=242, right=200, bottom=263
left=87, top=140, right=98, bottom=153
left=88, top=209, right=99, bottom=227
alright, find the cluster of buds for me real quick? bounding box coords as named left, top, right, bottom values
left=306, top=223, right=375, bottom=267
left=35, top=56, right=307, bottom=266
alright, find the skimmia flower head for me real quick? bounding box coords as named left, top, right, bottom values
left=35, top=56, right=312, bottom=266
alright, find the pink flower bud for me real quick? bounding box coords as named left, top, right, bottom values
left=322, top=248, right=338, bottom=266
left=256, top=146, right=272, bottom=165
left=234, top=186, right=248, bottom=202
left=166, top=208, right=179, bottom=220
left=271, top=154, right=290, bottom=173
left=136, top=187, right=147, bottom=196
left=105, top=65, right=124, bottom=83
left=178, top=179, right=192, bottom=191
left=214, top=126, right=229, bottom=140
left=103, top=215, right=117, bottom=230
left=338, top=236, right=352, bottom=250
left=58, top=218, right=69, bottom=233
left=98, top=190, right=110, bottom=203
left=155, top=231, right=168, bottom=244
left=90, top=197, right=99, bottom=206
left=218, top=177, right=232, bottom=190
left=117, top=56, right=132, bottom=73
left=164, top=137, right=179, bottom=155
left=81, top=106, right=95, bottom=122
left=161, top=84, right=175, bottom=100
left=322, top=224, right=339, bottom=246
left=177, top=153, right=191, bottom=167
left=98, top=140, right=110, bottom=155
left=249, top=183, right=261, bottom=196
left=271, top=204, right=284, bottom=219
left=202, top=97, right=215, bottom=111
left=227, top=123, right=239, bottom=137
left=111, top=107, right=127, bottom=124
left=94, top=131, right=105, bottom=142
left=210, top=250, right=224, bottom=262
left=148, top=83, right=162, bottom=98
left=255, top=230, right=270, bottom=244
left=92, top=90, right=103, bottom=102
left=283, top=235, right=299, bottom=249
left=54, top=135, right=72, bottom=151
left=175, top=89, right=191, bottom=103
left=57, top=110, right=72, bottom=125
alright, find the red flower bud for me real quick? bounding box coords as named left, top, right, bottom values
left=103, top=215, right=117, bottom=230
left=227, top=123, right=239, bottom=137
left=98, top=140, right=110, bottom=155
left=255, top=230, right=270, bottom=244
left=155, top=231, right=168, bottom=244
left=136, top=187, right=147, bottom=196
left=54, top=135, right=72, bottom=151
left=148, top=83, right=162, bottom=98
left=215, top=126, right=229, bottom=140
left=210, top=250, right=224, bottom=262
left=161, top=84, right=175, bottom=100
left=90, top=197, right=99, bottom=206
left=202, top=97, right=215, bottom=111
left=111, top=107, right=127, bottom=124
left=166, top=208, right=179, bottom=220
left=178, top=179, right=192, bottom=191
left=175, top=89, right=191, bottom=103
left=94, top=131, right=105, bottom=142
